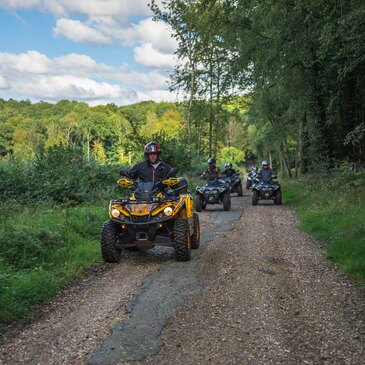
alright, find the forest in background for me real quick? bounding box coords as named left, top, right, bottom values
left=0, top=98, right=247, bottom=172
left=150, top=0, right=365, bottom=175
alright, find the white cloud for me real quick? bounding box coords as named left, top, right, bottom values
left=53, top=18, right=112, bottom=45
left=0, top=50, right=51, bottom=74
left=137, top=89, right=179, bottom=103
left=0, top=0, right=153, bottom=18
left=1, top=1, right=177, bottom=69
left=0, top=75, right=10, bottom=89
left=134, top=43, right=176, bottom=69
left=107, top=69, right=169, bottom=91
left=0, top=50, right=176, bottom=105
left=133, top=18, right=177, bottom=54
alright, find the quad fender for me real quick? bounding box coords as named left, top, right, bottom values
left=174, top=194, right=194, bottom=220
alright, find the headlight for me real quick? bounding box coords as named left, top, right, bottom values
left=111, top=209, right=120, bottom=218
left=163, top=207, right=173, bottom=216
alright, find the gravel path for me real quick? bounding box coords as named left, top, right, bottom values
left=139, top=199, right=365, bottom=365
left=0, top=255, right=163, bottom=365
left=0, top=191, right=364, bottom=365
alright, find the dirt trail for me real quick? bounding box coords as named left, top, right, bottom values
left=139, top=199, right=365, bottom=365
left=0, top=191, right=364, bottom=365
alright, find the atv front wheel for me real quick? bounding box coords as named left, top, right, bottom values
left=237, top=183, right=243, bottom=196
left=173, top=219, right=191, bottom=261
left=223, top=192, right=231, bottom=211
left=252, top=191, right=258, bottom=206
left=274, top=190, right=282, bottom=205
left=194, top=195, right=202, bottom=212
left=101, top=220, right=120, bottom=263
left=191, top=213, right=200, bottom=249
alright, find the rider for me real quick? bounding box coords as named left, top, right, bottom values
left=122, top=142, right=174, bottom=183
left=202, top=157, right=221, bottom=181
left=223, top=162, right=237, bottom=177
left=257, top=160, right=274, bottom=182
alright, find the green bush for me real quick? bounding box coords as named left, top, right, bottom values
left=0, top=146, right=120, bottom=205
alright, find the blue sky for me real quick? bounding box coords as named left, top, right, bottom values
left=0, top=0, right=177, bottom=105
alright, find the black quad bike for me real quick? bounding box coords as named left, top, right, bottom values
left=251, top=177, right=282, bottom=205
left=101, top=169, right=200, bottom=263
left=221, top=171, right=243, bottom=196
left=195, top=176, right=231, bottom=212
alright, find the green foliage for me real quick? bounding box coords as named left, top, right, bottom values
left=283, top=171, right=365, bottom=285
left=150, top=0, right=365, bottom=170
left=0, top=202, right=106, bottom=323
left=0, top=146, right=119, bottom=204
left=218, top=146, right=245, bottom=166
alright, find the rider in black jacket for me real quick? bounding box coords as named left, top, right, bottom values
left=223, top=162, right=237, bottom=177
left=202, top=158, right=221, bottom=181
left=121, top=142, right=173, bottom=183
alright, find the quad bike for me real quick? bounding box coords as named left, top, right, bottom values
left=221, top=171, right=243, bottom=196
left=101, top=169, right=200, bottom=263
left=195, top=175, right=231, bottom=212
left=251, top=176, right=282, bottom=205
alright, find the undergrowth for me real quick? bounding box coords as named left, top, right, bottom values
left=282, top=169, right=365, bottom=285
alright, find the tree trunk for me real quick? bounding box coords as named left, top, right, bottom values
left=279, top=143, right=292, bottom=178
left=209, top=59, right=214, bottom=157
left=187, top=62, right=195, bottom=141
left=298, top=111, right=308, bottom=175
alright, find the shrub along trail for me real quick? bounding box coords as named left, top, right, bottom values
left=1, top=192, right=364, bottom=364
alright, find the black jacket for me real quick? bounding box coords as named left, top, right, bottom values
left=126, top=160, right=173, bottom=183
left=223, top=168, right=237, bottom=177
left=203, top=165, right=221, bottom=181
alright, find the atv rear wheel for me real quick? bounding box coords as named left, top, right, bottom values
left=246, top=180, right=251, bottom=189
left=191, top=213, right=200, bottom=249
left=173, top=219, right=191, bottom=261
left=252, top=191, right=258, bottom=206
left=274, top=190, right=282, bottom=205
left=223, top=191, right=231, bottom=211
left=101, top=220, right=120, bottom=263
left=194, top=195, right=202, bottom=212
left=237, top=183, right=243, bottom=196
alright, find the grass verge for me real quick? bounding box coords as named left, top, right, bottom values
left=282, top=172, right=365, bottom=285
left=0, top=202, right=109, bottom=324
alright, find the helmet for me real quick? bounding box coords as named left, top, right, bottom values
left=207, top=157, right=216, bottom=166
left=225, top=162, right=232, bottom=169
left=144, top=141, right=161, bottom=160
left=262, top=160, right=269, bottom=166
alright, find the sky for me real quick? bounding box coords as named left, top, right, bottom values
left=0, top=0, right=178, bottom=106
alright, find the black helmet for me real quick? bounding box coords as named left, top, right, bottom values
left=225, top=162, right=232, bottom=169
left=144, top=141, right=161, bottom=160
left=207, top=157, right=216, bottom=166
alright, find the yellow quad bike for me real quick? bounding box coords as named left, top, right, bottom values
left=101, top=172, right=200, bottom=262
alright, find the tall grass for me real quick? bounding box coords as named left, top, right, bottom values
left=0, top=203, right=108, bottom=322
left=282, top=170, right=365, bottom=285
